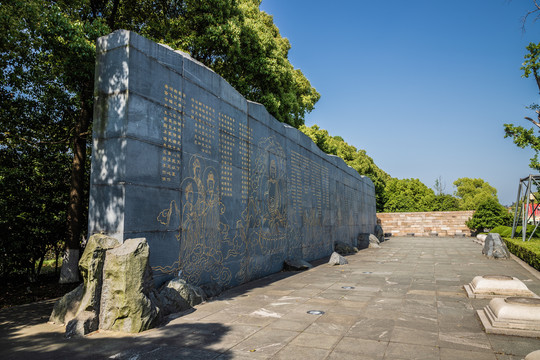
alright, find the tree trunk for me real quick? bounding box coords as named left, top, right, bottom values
left=60, top=86, right=92, bottom=283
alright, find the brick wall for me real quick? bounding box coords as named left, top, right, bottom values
left=376, top=211, right=475, bottom=237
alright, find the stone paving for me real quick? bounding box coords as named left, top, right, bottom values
left=2, top=236, right=540, bottom=359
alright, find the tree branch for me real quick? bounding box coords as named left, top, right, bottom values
left=108, top=0, right=120, bottom=30
left=525, top=116, right=540, bottom=129
left=521, top=0, right=540, bottom=31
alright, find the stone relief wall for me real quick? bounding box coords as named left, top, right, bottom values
left=88, top=30, right=377, bottom=288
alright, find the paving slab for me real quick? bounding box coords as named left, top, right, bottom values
left=3, top=236, right=540, bottom=359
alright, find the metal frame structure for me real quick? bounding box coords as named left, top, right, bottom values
left=511, top=175, right=540, bottom=241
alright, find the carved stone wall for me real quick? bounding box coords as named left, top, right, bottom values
left=88, top=30, right=377, bottom=288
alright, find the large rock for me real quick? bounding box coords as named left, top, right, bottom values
left=99, top=238, right=161, bottom=332
left=284, top=259, right=313, bottom=271
left=65, top=311, right=98, bottom=338
left=335, top=241, right=358, bottom=255
left=158, top=278, right=205, bottom=316
left=49, top=283, right=84, bottom=325
left=482, top=233, right=511, bottom=259
left=357, top=234, right=370, bottom=250
left=374, top=224, right=384, bottom=243
left=328, top=252, right=348, bottom=265
left=78, top=234, right=120, bottom=314
left=49, top=234, right=119, bottom=327
left=369, top=234, right=380, bottom=245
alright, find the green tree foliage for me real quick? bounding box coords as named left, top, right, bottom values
left=504, top=42, right=540, bottom=170
left=140, top=0, right=320, bottom=127
left=299, top=125, right=391, bottom=210
left=0, top=0, right=101, bottom=280
left=431, top=194, right=460, bottom=211
left=1, top=0, right=319, bottom=281
left=383, top=178, right=436, bottom=212
left=453, top=177, right=498, bottom=210
left=466, top=198, right=512, bottom=232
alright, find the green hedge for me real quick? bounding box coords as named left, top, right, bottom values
left=489, top=226, right=540, bottom=271
left=490, top=225, right=536, bottom=238
left=503, top=237, right=540, bottom=271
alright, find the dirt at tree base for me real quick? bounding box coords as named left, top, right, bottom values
left=0, top=273, right=81, bottom=309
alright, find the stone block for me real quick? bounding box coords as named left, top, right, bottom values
left=478, top=297, right=540, bottom=337
left=465, top=275, right=538, bottom=299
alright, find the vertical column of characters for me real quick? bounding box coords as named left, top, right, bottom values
left=219, top=113, right=235, bottom=198
left=290, top=151, right=303, bottom=218
left=190, top=98, right=216, bottom=156
left=238, top=122, right=252, bottom=204
left=321, top=165, right=330, bottom=209
left=311, top=159, right=323, bottom=218
left=161, top=84, right=185, bottom=183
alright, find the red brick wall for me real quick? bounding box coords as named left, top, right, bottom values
left=376, top=211, right=474, bottom=237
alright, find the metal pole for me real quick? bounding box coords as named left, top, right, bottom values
left=524, top=175, right=532, bottom=242
left=511, top=180, right=522, bottom=238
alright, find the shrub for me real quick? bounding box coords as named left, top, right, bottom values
left=503, top=237, right=540, bottom=271
left=489, top=225, right=536, bottom=238
left=466, top=198, right=512, bottom=231
left=490, top=225, right=512, bottom=237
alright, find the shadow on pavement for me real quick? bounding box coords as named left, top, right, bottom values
left=0, top=301, right=232, bottom=360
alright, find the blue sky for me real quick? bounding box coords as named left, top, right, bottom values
left=259, top=0, right=540, bottom=205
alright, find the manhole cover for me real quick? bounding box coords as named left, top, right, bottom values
left=342, top=286, right=355, bottom=290
left=483, top=275, right=513, bottom=281
left=307, top=310, right=325, bottom=315
left=506, top=297, right=540, bottom=306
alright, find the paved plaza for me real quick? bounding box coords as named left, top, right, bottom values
left=2, top=236, right=540, bottom=359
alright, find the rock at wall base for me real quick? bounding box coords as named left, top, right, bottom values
left=157, top=278, right=205, bottom=316
left=99, top=238, right=161, bottom=333
left=369, top=234, right=380, bottom=245
left=369, top=242, right=381, bottom=249
left=200, top=282, right=224, bottom=299
left=357, top=234, right=370, bottom=250
left=335, top=241, right=358, bottom=255
left=50, top=234, right=120, bottom=326
left=328, top=252, right=348, bottom=265
left=482, top=233, right=511, bottom=259
left=49, top=283, right=84, bottom=325
left=284, top=259, right=313, bottom=271
left=65, top=311, right=98, bottom=338
left=77, top=234, right=120, bottom=314
left=374, top=224, right=384, bottom=242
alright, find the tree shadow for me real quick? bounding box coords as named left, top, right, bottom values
left=0, top=301, right=232, bottom=360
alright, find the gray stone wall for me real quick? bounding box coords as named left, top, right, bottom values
left=89, top=30, right=376, bottom=288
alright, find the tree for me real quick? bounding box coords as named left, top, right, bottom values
left=1, top=0, right=320, bottom=282
left=466, top=198, right=512, bottom=232
left=382, top=178, right=436, bottom=212
left=299, top=125, right=391, bottom=210
left=504, top=42, right=540, bottom=171
left=453, top=177, right=498, bottom=210
left=521, top=1, right=540, bottom=29
left=1, top=0, right=102, bottom=282
left=434, top=176, right=446, bottom=195
left=431, top=194, right=460, bottom=211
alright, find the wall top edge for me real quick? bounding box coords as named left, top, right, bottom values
left=96, top=30, right=372, bottom=187
left=377, top=211, right=475, bottom=215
